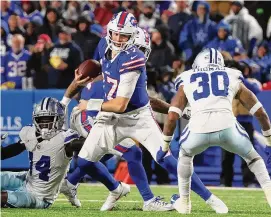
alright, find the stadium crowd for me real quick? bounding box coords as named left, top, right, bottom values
left=1, top=0, right=271, bottom=186
left=1, top=0, right=271, bottom=91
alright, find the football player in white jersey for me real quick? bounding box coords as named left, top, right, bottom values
left=162, top=48, right=271, bottom=213
left=1, top=97, right=82, bottom=208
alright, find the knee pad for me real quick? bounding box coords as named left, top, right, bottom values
left=243, top=149, right=262, bottom=166
left=122, top=145, right=142, bottom=163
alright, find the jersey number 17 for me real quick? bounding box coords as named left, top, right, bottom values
left=191, top=71, right=229, bottom=101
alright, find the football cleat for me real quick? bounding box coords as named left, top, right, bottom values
left=143, top=196, right=174, bottom=211
left=263, top=185, right=271, bottom=207
left=206, top=194, right=228, bottom=214
left=60, top=179, right=81, bottom=208
left=100, top=182, right=130, bottom=211
left=173, top=196, right=191, bottom=214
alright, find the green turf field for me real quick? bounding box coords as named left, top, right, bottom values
left=1, top=184, right=271, bottom=217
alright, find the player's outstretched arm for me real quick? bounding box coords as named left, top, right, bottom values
left=149, top=97, right=170, bottom=114
left=1, top=141, right=26, bottom=160
left=78, top=71, right=140, bottom=113
left=236, top=83, right=271, bottom=131
left=235, top=83, right=271, bottom=159
left=162, top=86, right=188, bottom=151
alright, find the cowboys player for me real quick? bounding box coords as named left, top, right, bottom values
left=163, top=48, right=271, bottom=213
left=1, top=97, right=82, bottom=208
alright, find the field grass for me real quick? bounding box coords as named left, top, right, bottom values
left=1, top=184, right=271, bottom=217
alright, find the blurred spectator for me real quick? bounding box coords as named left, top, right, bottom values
left=1, top=1, right=15, bottom=23
left=148, top=25, right=175, bottom=70
left=251, top=41, right=271, bottom=83
left=221, top=59, right=262, bottom=187
left=205, top=21, right=245, bottom=56
left=1, top=20, right=10, bottom=57
left=63, top=1, right=81, bottom=28
left=24, top=21, right=38, bottom=51
left=72, top=15, right=100, bottom=60
left=38, top=0, right=48, bottom=17
left=8, top=13, right=25, bottom=36
left=50, top=1, right=66, bottom=15
left=138, top=1, right=162, bottom=32
left=267, top=16, right=271, bottom=40
left=38, top=8, right=62, bottom=43
left=224, top=0, right=263, bottom=57
left=47, top=26, right=83, bottom=88
left=26, top=34, right=53, bottom=89
left=179, top=1, right=216, bottom=67
left=157, top=65, right=176, bottom=103
left=20, top=0, right=43, bottom=26
left=168, top=1, right=192, bottom=50
left=1, top=34, right=31, bottom=89
left=94, top=2, right=116, bottom=27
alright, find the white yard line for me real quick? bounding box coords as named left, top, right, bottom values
left=78, top=183, right=262, bottom=191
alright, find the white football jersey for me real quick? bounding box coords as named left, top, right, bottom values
left=175, top=66, right=243, bottom=133
left=19, top=126, right=79, bottom=203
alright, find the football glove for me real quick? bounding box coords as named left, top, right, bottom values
left=1, top=133, right=8, bottom=143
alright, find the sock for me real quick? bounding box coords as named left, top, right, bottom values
left=248, top=158, right=271, bottom=188
left=77, top=157, right=119, bottom=191
left=122, top=145, right=154, bottom=201
left=177, top=154, right=193, bottom=197
left=160, top=154, right=211, bottom=201
left=67, top=167, right=86, bottom=186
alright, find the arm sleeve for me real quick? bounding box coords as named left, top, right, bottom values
left=1, top=141, right=26, bottom=160
left=116, top=71, right=140, bottom=98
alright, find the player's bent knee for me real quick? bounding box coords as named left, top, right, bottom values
left=242, top=149, right=262, bottom=166
left=122, top=145, right=142, bottom=163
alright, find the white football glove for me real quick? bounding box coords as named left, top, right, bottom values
left=1, top=133, right=8, bottom=143
left=182, top=106, right=191, bottom=120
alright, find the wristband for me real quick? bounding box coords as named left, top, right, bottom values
left=262, top=129, right=271, bottom=137
left=86, top=99, right=104, bottom=111
left=168, top=106, right=182, bottom=117
left=61, top=96, right=71, bottom=106
left=249, top=101, right=262, bottom=115
left=162, top=134, right=172, bottom=142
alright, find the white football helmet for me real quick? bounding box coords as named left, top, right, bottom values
left=192, top=48, right=225, bottom=69
left=134, top=27, right=151, bottom=60
left=106, top=11, right=138, bottom=52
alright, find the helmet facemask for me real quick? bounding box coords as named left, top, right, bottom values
left=136, top=45, right=151, bottom=61
left=107, top=30, right=135, bottom=52
left=33, top=97, right=65, bottom=140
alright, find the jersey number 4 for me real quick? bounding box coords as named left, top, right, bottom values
left=191, top=71, right=229, bottom=101
left=29, top=153, right=51, bottom=182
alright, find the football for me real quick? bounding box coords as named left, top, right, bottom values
left=77, top=59, right=102, bottom=79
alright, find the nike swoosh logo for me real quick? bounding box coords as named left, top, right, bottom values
left=131, top=56, right=137, bottom=60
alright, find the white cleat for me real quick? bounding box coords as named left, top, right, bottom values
left=206, top=194, right=228, bottom=214
left=100, top=182, right=130, bottom=211
left=263, top=186, right=271, bottom=207
left=173, top=197, right=191, bottom=214
left=143, top=196, right=174, bottom=211
left=60, top=179, right=81, bottom=208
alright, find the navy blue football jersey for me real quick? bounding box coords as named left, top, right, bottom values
left=1, top=49, right=31, bottom=89
left=97, top=38, right=149, bottom=112
left=81, top=80, right=104, bottom=117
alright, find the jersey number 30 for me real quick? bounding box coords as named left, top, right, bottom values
left=29, top=153, right=51, bottom=181
left=191, top=71, right=229, bottom=101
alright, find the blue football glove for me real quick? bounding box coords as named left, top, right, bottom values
left=156, top=147, right=168, bottom=162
